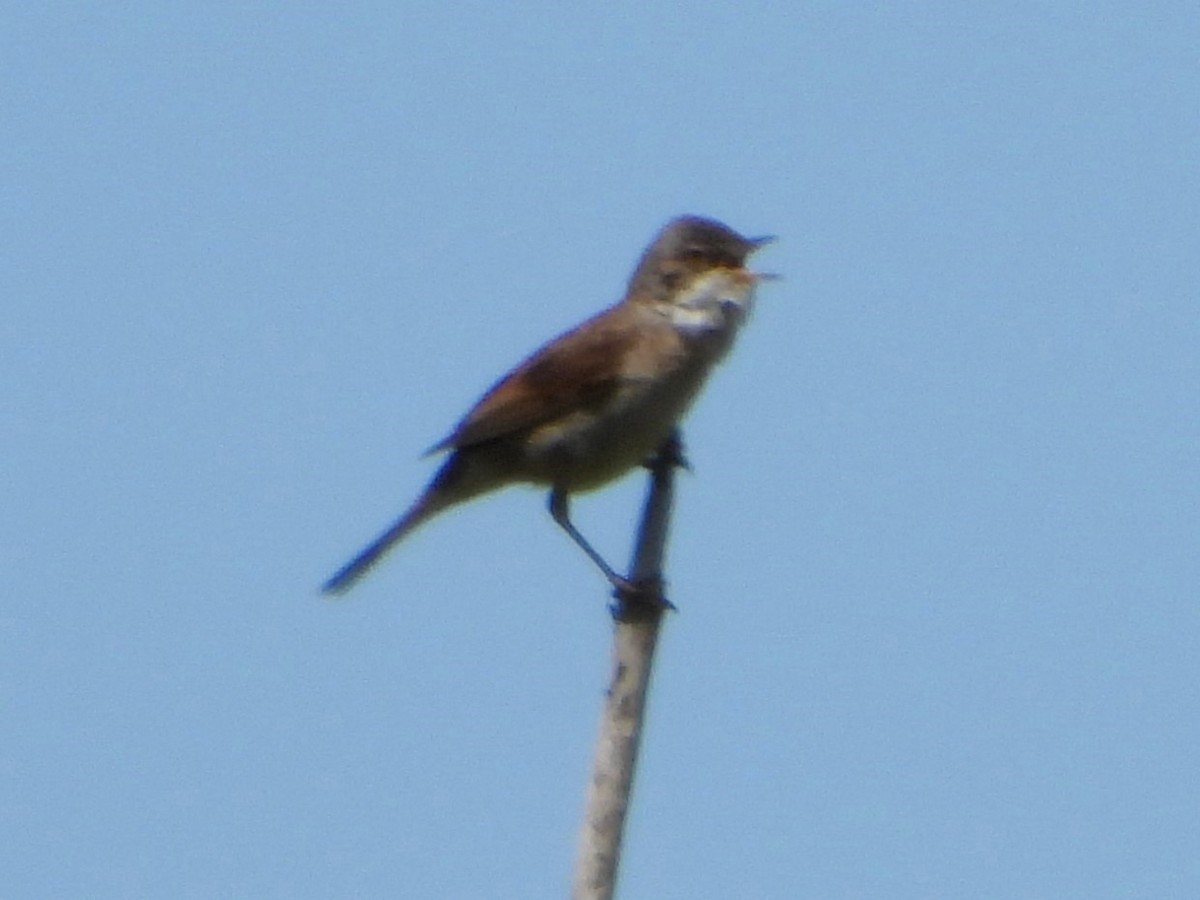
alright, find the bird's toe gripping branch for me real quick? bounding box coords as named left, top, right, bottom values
left=610, top=574, right=675, bottom=621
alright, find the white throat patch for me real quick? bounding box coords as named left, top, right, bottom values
left=667, top=268, right=757, bottom=336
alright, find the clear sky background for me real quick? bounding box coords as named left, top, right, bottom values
left=4, top=4, right=1198, bottom=898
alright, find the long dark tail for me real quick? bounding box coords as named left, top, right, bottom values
left=321, top=453, right=484, bottom=596
left=321, top=499, right=436, bottom=595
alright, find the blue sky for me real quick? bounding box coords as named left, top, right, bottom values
left=5, top=4, right=1198, bottom=898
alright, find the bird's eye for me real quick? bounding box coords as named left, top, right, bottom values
left=660, top=266, right=684, bottom=290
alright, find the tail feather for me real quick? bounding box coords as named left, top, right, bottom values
left=321, top=494, right=441, bottom=595
left=321, top=451, right=498, bottom=596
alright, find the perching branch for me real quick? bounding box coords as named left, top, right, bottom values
left=572, top=431, right=683, bottom=900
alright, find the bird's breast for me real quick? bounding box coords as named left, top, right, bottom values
left=518, top=268, right=758, bottom=492
left=522, top=366, right=710, bottom=491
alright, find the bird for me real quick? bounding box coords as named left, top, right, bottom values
left=322, top=215, right=773, bottom=597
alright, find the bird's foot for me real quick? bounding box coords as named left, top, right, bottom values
left=610, top=574, right=675, bottom=621
left=644, top=429, right=691, bottom=473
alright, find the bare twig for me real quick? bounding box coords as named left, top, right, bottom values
left=572, top=432, right=682, bottom=900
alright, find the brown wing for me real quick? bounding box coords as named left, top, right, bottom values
left=426, top=306, right=635, bottom=453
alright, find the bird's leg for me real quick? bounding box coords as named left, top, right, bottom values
left=549, top=487, right=628, bottom=590
left=548, top=487, right=674, bottom=612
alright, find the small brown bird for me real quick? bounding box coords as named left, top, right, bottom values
left=322, top=215, right=773, bottom=596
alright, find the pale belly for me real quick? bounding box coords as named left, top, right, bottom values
left=522, top=369, right=707, bottom=491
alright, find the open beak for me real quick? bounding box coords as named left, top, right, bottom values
left=744, top=235, right=779, bottom=281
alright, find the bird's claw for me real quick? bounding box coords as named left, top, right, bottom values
left=644, top=430, right=691, bottom=473
left=610, top=574, right=675, bottom=621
